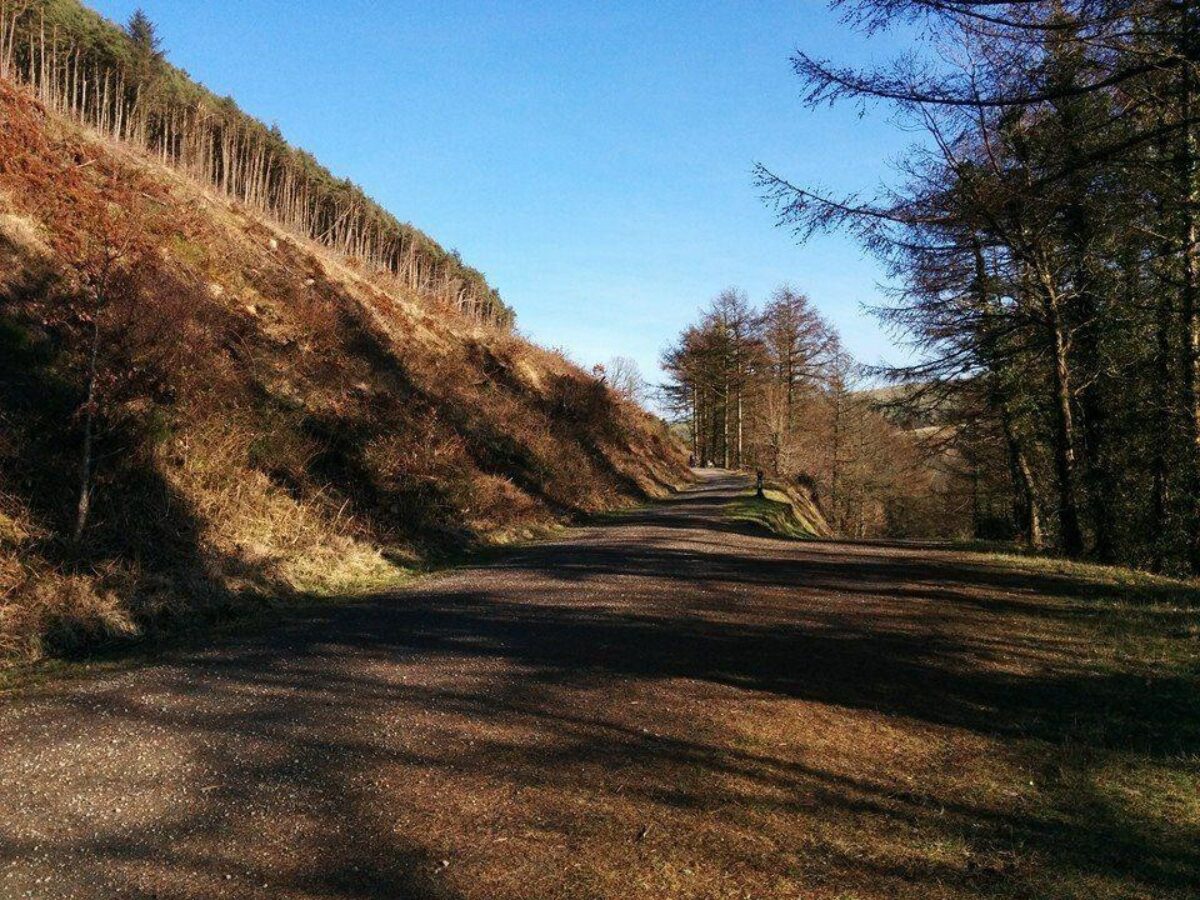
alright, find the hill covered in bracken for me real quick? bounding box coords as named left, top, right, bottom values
left=0, top=76, right=686, bottom=663
left=0, top=0, right=512, bottom=323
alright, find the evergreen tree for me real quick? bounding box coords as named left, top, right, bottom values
left=126, top=9, right=161, bottom=60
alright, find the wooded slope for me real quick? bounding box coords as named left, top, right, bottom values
left=0, top=0, right=511, bottom=323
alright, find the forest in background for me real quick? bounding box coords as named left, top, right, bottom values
left=738, top=0, right=1200, bottom=574
left=0, top=0, right=512, bottom=324
left=661, top=287, right=986, bottom=541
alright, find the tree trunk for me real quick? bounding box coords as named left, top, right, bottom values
left=736, top=388, right=743, bottom=468
left=722, top=376, right=730, bottom=469
left=1180, top=59, right=1200, bottom=573
left=1152, top=278, right=1174, bottom=571
left=73, top=316, right=100, bottom=545
left=1001, top=408, right=1043, bottom=550
left=1043, top=282, right=1085, bottom=556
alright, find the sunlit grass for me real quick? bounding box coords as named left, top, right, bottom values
left=723, top=487, right=823, bottom=540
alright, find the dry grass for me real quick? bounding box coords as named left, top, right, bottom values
left=0, top=568, right=137, bottom=661
left=0, top=80, right=688, bottom=666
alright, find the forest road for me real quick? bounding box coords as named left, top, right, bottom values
left=0, top=469, right=1183, bottom=898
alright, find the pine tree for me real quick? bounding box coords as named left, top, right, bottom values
left=126, top=9, right=161, bottom=59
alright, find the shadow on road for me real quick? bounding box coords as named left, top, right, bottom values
left=1, top=472, right=1197, bottom=897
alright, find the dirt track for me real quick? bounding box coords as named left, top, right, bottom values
left=1, top=470, right=1196, bottom=898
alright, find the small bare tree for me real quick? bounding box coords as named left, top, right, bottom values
left=64, top=207, right=144, bottom=544
left=606, top=355, right=646, bottom=405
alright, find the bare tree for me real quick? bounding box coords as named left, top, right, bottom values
left=606, top=355, right=646, bottom=405
left=69, top=236, right=137, bottom=542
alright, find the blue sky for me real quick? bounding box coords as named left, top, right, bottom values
left=89, top=0, right=917, bottom=390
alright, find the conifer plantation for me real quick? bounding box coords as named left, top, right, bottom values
left=0, top=0, right=511, bottom=322
left=752, top=0, right=1200, bottom=574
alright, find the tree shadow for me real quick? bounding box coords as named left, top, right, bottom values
left=0, top=299, right=281, bottom=656
left=2, top=475, right=1195, bottom=896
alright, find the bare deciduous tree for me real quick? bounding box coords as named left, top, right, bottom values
left=606, top=356, right=646, bottom=405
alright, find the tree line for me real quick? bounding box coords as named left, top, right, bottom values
left=0, top=0, right=512, bottom=325
left=661, top=286, right=975, bottom=539
left=754, top=0, right=1200, bottom=573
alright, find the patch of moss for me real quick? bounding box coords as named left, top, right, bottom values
left=166, top=233, right=207, bottom=269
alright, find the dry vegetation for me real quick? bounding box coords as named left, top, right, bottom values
left=0, top=79, right=686, bottom=663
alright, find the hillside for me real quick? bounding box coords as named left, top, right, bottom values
left=0, top=78, right=687, bottom=663
left=0, top=0, right=511, bottom=323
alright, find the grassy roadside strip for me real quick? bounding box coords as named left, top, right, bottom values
left=0, top=519, right=576, bottom=696
left=722, top=485, right=825, bottom=540
left=950, top=545, right=1200, bottom=611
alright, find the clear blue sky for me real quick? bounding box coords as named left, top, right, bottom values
left=89, top=0, right=917, bottom=391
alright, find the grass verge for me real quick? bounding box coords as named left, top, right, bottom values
left=950, top=544, right=1200, bottom=609
left=0, top=522, right=577, bottom=695
left=723, top=487, right=822, bottom=540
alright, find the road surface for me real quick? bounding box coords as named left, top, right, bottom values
left=0, top=471, right=1192, bottom=898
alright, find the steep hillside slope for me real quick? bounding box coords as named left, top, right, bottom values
left=0, top=0, right=512, bottom=324
left=0, top=80, right=687, bottom=663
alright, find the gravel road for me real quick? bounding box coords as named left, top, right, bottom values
left=1, top=470, right=1185, bottom=899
